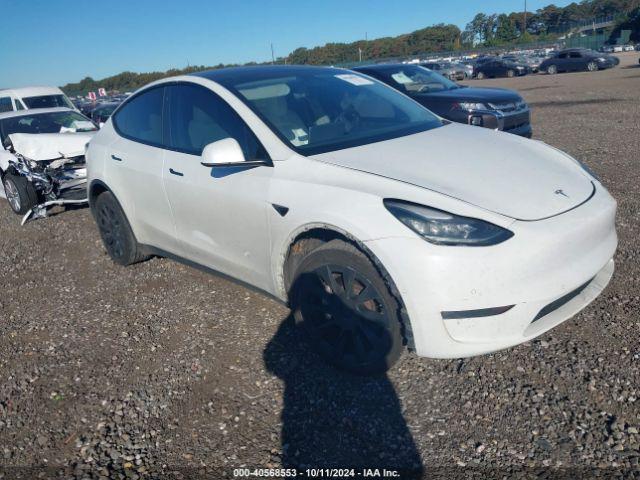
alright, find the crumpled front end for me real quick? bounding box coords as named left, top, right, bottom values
left=3, top=133, right=93, bottom=223
left=10, top=150, right=88, bottom=200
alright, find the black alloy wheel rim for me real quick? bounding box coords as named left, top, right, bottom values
left=96, top=202, right=126, bottom=259
left=299, top=264, right=392, bottom=369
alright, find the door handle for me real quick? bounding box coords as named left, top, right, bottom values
left=111, top=154, right=123, bottom=162
left=169, top=168, right=184, bottom=177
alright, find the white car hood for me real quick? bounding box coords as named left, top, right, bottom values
left=310, top=123, right=594, bottom=221
left=8, top=132, right=95, bottom=161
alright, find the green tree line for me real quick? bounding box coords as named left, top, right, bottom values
left=62, top=0, right=640, bottom=97
left=463, top=0, right=640, bottom=46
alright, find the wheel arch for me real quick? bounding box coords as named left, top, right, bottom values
left=278, top=223, right=415, bottom=350
left=88, top=180, right=135, bottom=233
left=88, top=179, right=111, bottom=207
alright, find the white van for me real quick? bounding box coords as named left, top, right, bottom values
left=0, top=86, right=77, bottom=113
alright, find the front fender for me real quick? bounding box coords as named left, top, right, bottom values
left=0, top=151, right=17, bottom=174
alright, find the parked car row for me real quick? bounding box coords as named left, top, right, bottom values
left=600, top=44, right=636, bottom=53
left=0, top=64, right=617, bottom=375
left=411, top=47, right=620, bottom=80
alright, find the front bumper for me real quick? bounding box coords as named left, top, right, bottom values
left=365, top=184, right=617, bottom=358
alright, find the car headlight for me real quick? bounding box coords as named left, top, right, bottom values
left=384, top=199, right=514, bottom=246
left=455, top=102, right=487, bottom=111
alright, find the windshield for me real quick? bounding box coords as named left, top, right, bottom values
left=23, top=94, right=74, bottom=110
left=379, top=65, right=459, bottom=93
left=0, top=111, right=97, bottom=144
left=223, top=70, right=442, bottom=155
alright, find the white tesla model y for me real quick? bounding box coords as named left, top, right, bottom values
left=86, top=66, right=617, bottom=374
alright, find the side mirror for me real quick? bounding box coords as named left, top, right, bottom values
left=200, top=138, right=270, bottom=168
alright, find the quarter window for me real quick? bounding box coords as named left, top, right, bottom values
left=113, top=87, right=164, bottom=145
left=165, top=83, right=267, bottom=159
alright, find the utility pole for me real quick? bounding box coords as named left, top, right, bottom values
left=270, top=43, right=275, bottom=64
left=361, top=32, right=367, bottom=63
left=523, top=0, right=527, bottom=36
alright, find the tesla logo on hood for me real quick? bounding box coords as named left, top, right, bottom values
left=555, top=189, right=569, bottom=198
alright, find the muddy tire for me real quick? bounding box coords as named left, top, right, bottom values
left=290, top=239, right=404, bottom=375
left=2, top=173, right=38, bottom=215
left=93, top=191, right=149, bottom=266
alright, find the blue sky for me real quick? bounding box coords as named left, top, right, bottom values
left=1, top=0, right=573, bottom=87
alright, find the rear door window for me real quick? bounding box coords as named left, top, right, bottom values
left=112, top=87, right=164, bottom=146
left=0, top=97, right=13, bottom=113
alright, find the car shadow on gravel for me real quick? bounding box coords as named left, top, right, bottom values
left=264, top=315, right=423, bottom=478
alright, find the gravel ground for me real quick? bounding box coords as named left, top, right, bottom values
left=0, top=53, right=639, bottom=480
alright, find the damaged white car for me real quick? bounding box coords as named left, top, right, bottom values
left=0, top=107, right=97, bottom=222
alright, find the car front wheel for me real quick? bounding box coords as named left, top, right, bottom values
left=587, top=61, right=598, bottom=72
left=93, top=191, right=149, bottom=266
left=290, top=239, right=404, bottom=375
left=476, top=71, right=485, bottom=80
left=2, top=173, right=38, bottom=215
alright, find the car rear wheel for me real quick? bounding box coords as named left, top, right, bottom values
left=290, top=240, right=404, bottom=375
left=547, top=64, right=557, bottom=74
left=476, top=71, right=485, bottom=80
left=2, top=173, right=38, bottom=215
left=93, top=191, right=149, bottom=266
left=587, top=61, right=598, bottom=72
left=507, top=69, right=515, bottom=78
